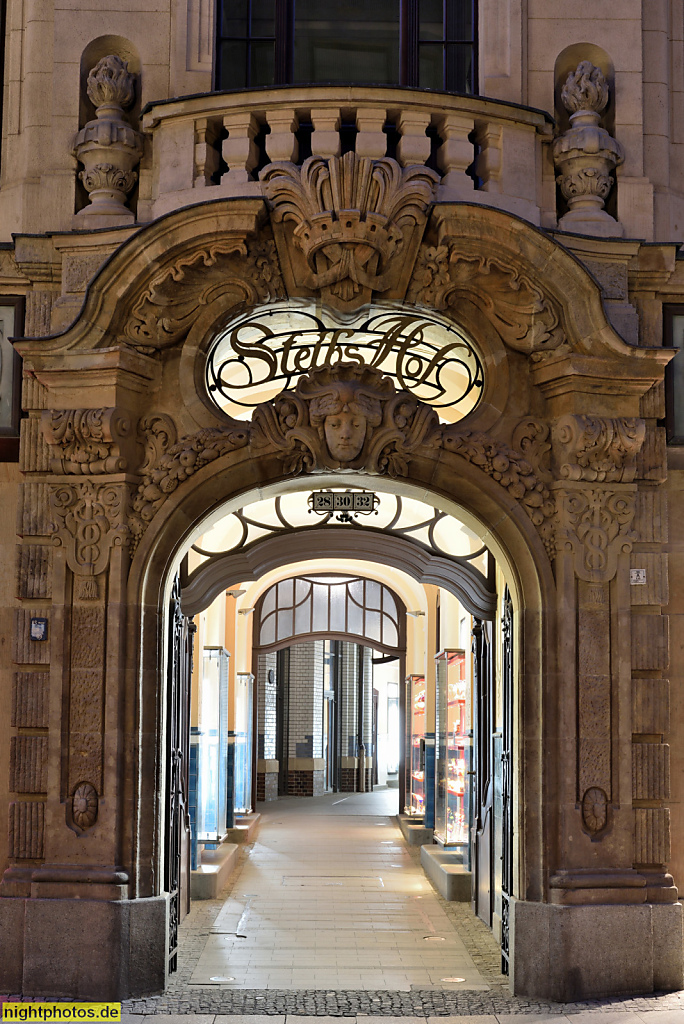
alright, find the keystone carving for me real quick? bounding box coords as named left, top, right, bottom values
left=553, top=415, right=645, bottom=483
left=552, top=61, right=624, bottom=237
left=407, top=246, right=566, bottom=356
left=49, top=480, right=131, bottom=577
left=554, top=484, right=637, bottom=583
left=252, top=363, right=441, bottom=476
left=261, top=152, right=439, bottom=310
left=72, top=55, right=144, bottom=224
left=42, top=407, right=136, bottom=474
left=123, top=240, right=283, bottom=351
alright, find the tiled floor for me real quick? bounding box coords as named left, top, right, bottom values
left=123, top=1014, right=684, bottom=1023
left=189, top=790, right=488, bottom=992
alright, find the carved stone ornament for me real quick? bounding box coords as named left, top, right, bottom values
left=552, top=61, right=625, bottom=237
left=553, top=415, right=645, bottom=483
left=72, top=55, right=144, bottom=224
left=123, top=240, right=283, bottom=351
left=252, top=363, right=441, bottom=476
left=130, top=425, right=250, bottom=542
left=42, top=407, right=136, bottom=475
left=261, top=152, right=439, bottom=310
left=582, top=786, right=608, bottom=835
left=71, top=782, right=98, bottom=832
left=554, top=484, right=637, bottom=583
left=407, top=246, right=566, bottom=356
left=137, top=413, right=178, bottom=475
left=50, top=480, right=131, bottom=577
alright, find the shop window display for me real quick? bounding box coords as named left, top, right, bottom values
left=405, top=674, right=426, bottom=816
left=434, top=649, right=470, bottom=857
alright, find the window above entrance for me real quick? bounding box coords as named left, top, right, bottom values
left=215, top=0, right=477, bottom=94
left=206, top=301, right=483, bottom=425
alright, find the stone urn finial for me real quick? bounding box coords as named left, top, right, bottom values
left=552, top=61, right=624, bottom=237
left=72, top=54, right=144, bottom=228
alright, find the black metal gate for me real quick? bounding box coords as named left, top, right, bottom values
left=165, top=574, right=195, bottom=974
left=500, top=586, right=514, bottom=975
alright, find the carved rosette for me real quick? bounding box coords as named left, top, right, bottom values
left=554, top=484, right=637, bottom=583
left=582, top=786, right=608, bottom=835
left=407, top=245, right=566, bottom=357
left=72, top=55, right=144, bottom=222
left=261, top=152, right=439, bottom=309
left=552, top=61, right=624, bottom=236
left=70, top=782, right=98, bottom=833
left=123, top=240, right=283, bottom=351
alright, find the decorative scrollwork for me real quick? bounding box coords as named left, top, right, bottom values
left=407, top=246, right=566, bottom=356
left=554, top=484, right=637, bottom=583
left=42, top=407, right=135, bottom=475
left=553, top=414, right=645, bottom=483
left=123, top=239, right=284, bottom=351
left=49, top=480, right=131, bottom=577
left=207, top=302, right=483, bottom=422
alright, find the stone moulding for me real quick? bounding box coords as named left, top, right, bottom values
left=123, top=239, right=284, bottom=351
left=42, top=407, right=135, bottom=475
left=261, top=152, right=439, bottom=309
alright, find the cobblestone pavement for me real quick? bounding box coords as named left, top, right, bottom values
left=122, top=796, right=684, bottom=1018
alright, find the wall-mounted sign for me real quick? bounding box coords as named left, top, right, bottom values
left=207, top=301, right=483, bottom=424
left=630, top=568, right=647, bottom=585
left=29, top=617, right=48, bottom=641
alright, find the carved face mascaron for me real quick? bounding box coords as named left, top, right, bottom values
left=324, top=408, right=367, bottom=462
left=308, top=380, right=383, bottom=465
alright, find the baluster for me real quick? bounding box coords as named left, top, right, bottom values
left=310, top=108, right=342, bottom=159
left=437, top=113, right=475, bottom=196
left=475, top=123, right=503, bottom=193
left=221, top=112, right=259, bottom=185
left=355, top=108, right=387, bottom=159
left=194, top=117, right=220, bottom=187
left=396, top=110, right=431, bottom=166
left=265, top=108, right=299, bottom=164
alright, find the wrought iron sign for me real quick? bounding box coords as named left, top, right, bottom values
left=308, top=489, right=379, bottom=522
left=206, top=302, right=483, bottom=424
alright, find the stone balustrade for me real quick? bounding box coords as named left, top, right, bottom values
left=138, top=86, right=554, bottom=226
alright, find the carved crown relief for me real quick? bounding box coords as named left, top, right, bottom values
left=123, top=239, right=284, bottom=351
left=407, top=245, right=566, bottom=356
left=261, top=153, right=439, bottom=310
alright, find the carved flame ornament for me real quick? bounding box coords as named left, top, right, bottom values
left=261, top=153, right=439, bottom=309
left=582, top=786, right=608, bottom=835
left=70, top=782, right=99, bottom=833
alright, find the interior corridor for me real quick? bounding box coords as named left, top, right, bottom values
left=186, top=790, right=490, bottom=991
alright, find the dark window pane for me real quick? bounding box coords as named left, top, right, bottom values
left=445, top=41, right=473, bottom=92
left=419, top=0, right=444, bottom=41
left=294, top=0, right=400, bottom=84
left=418, top=42, right=444, bottom=90
left=218, top=40, right=248, bottom=89
left=220, top=0, right=249, bottom=36
left=252, top=0, right=276, bottom=37
left=251, top=40, right=276, bottom=86
left=445, top=0, right=474, bottom=41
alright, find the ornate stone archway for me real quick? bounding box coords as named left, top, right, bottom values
left=1, top=180, right=677, bottom=1001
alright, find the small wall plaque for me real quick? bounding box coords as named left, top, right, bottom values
left=29, top=617, right=48, bottom=641
left=630, top=568, right=647, bottom=586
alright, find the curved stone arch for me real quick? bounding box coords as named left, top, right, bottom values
left=128, top=447, right=554, bottom=910
left=180, top=527, right=497, bottom=619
